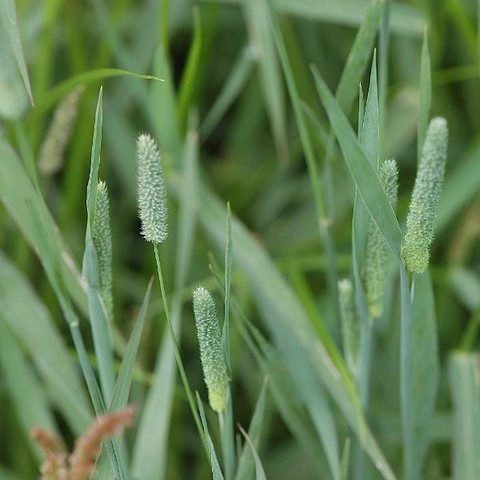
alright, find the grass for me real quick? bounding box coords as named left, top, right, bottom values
left=1, top=0, right=480, bottom=479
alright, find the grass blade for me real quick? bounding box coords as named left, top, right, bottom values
left=82, top=88, right=115, bottom=402
left=197, top=394, right=226, bottom=480
left=400, top=269, right=439, bottom=480
left=200, top=45, right=255, bottom=140
left=336, top=0, right=384, bottom=114
left=312, top=67, right=402, bottom=261
left=237, top=425, right=267, bottom=480
left=244, top=0, right=288, bottom=162
left=449, top=352, right=480, bottom=480
left=0, top=0, right=33, bottom=106
left=235, top=380, right=268, bottom=480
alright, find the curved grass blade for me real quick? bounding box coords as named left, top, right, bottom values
left=34, top=68, right=161, bottom=115
left=201, top=45, right=255, bottom=140
left=312, top=67, right=402, bottom=261
left=238, top=424, right=267, bottom=480
left=417, top=31, right=431, bottom=158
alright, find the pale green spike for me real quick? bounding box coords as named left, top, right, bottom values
left=136, top=133, right=168, bottom=244
left=92, top=180, right=113, bottom=322
left=363, top=159, right=399, bottom=318
left=193, top=287, right=228, bottom=413
left=403, top=117, right=448, bottom=273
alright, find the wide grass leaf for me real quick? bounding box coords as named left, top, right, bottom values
left=400, top=269, right=439, bottom=480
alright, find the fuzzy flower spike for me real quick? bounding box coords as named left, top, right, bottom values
left=193, top=287, right=229, bottom=413
left=137, top=133, right=168, bottom=243
left=403, top=117, right=448, bottom=273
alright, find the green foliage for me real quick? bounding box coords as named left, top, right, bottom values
left=0, top=1, right=479, bottom=479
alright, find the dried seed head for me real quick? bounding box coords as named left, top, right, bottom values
left=403, top=117, right=448, bottom=273
left=193, top=287, right=229, bottom=412
left=137, top=133, right=168, bottom=243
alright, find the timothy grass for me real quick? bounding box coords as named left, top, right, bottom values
left=1, top=1, right=480, bottom=479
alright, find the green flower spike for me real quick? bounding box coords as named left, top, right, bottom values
left=92, top=180, right=113, bottom=322
left=136, top=133, right=168, bottom=243
left=193, top=287, right=229, bottom=413
left=363, top=159, right=399, bottom=318
left=403, top=117, right=448, bottom=273
left=338, top=279, right=359, bottom=375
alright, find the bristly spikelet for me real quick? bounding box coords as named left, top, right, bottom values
left=92, top=181, right=113, bottom=322
left=193, top=287, right=229, bottom=413
left=363, top=159, right=399, bottom=318
left=136, top=133, right=168, bottom=243
left=403, top=117, right=448, bottom=273
left=338, top=279, right=359, bottom=375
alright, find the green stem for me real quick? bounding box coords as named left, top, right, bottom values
left=152, top=243, right=208, bottom=457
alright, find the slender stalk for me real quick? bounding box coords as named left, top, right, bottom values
left=152, top=243, right=208, bottom=457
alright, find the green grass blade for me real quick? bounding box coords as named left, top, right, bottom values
left=82, top=89, right=115, bottom=403
left=336, top=0, right=384, bottom=114
left=109, top=279, right=153, bottom=410
left=400, top=269, right=439, bottom=480
left=200, top=45, right=255, bottom=140
left=0, top=0, right=33, bottom=105
left=244, top=0, right=288, bottom=162
left=0, top=252, right=92, bottom=435
left=237, top=425, right=267, bottom=480
left=34, top=68, right=161, bottom=115
left=197, top=394, right=226, bottom=480
left=312, top=67, right=402, bottom=261
left=417, top=31, right=431, bottom=157
left=449, top=352, right=480, bottom=480
left=177, top=8, right=203, bottom=131
left=234, top=380, right=268, bottom=480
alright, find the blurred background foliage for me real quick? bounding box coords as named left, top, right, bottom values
left=1, top=0, right=480, bottom=479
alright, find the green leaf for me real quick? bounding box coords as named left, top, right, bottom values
left=200, top=45, right=255, bottom=139
left=244, top=0, right=288, bottom=161
left=336, top=0, right=385, bottom=114
left=237, top=424, right=267, bottom=480
left=197, top=394, right=226, bottom=480
left=0, top=0, right=33, bottom=108
left=109, top=279, right=153, bottom=410
left=235, top=380, right=268, bottom=480
left=449, top=352, right=480, bottom=480
left=82, top=89, right=115, bottom=403
left=400, top=269, right=439, bottom=480
left=312, top=67, right=402, bottom=261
